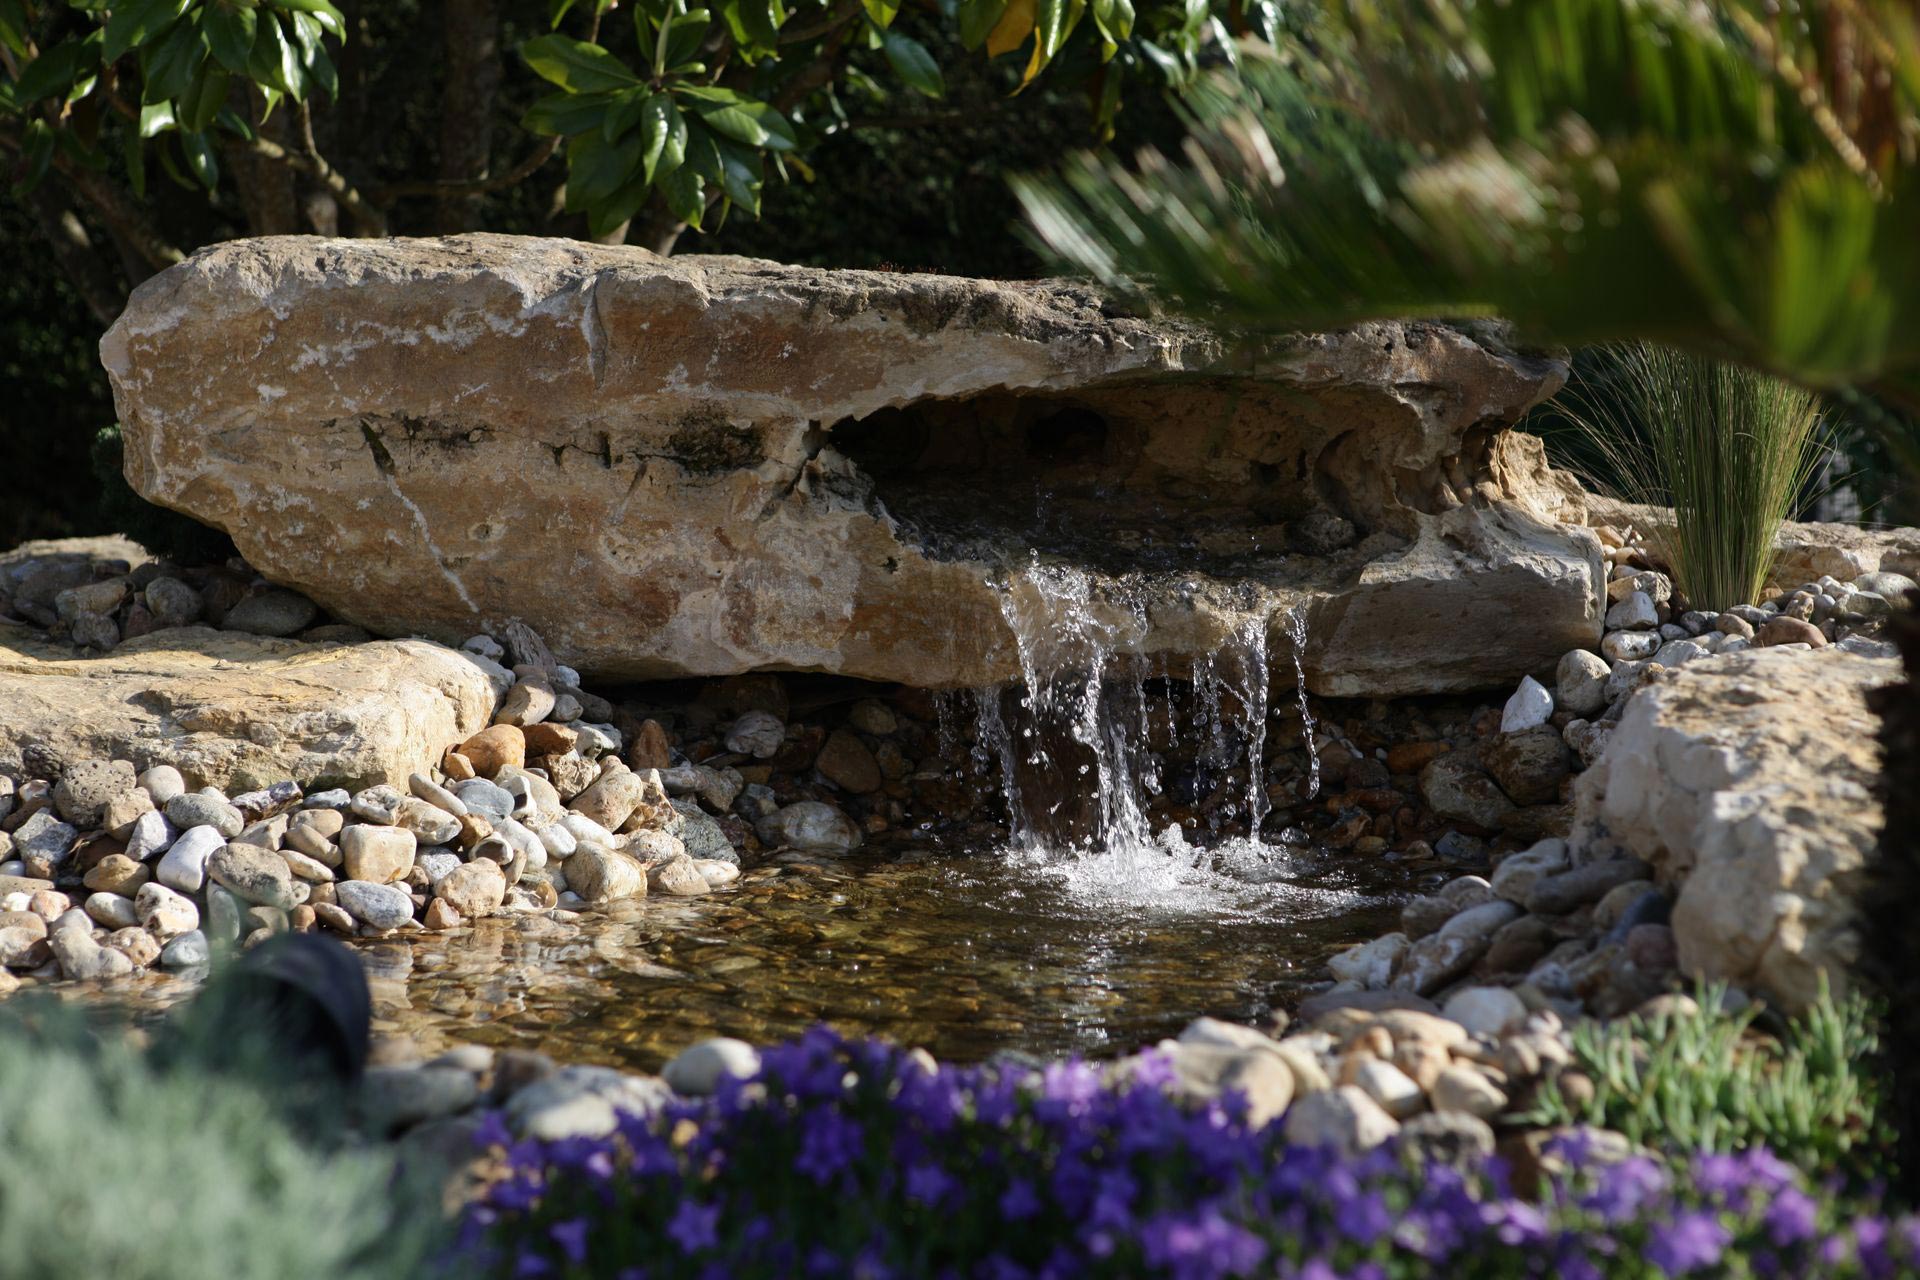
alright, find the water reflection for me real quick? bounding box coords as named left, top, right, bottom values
left=379, top=836, right=1407, bottom=1072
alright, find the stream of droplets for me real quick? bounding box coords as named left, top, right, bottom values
left=954, top=554, right=1327, bottom=914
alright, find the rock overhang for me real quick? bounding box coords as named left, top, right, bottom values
left=103, top=233, right=1603, bottom=696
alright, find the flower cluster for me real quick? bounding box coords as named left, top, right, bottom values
left=458, top=1027, right=1912, bottom=1279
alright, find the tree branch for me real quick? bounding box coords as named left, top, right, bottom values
left=371, top=135, right=560, bottom=200
left=22, top=180, right=128, bottom=325
left=295, top=100, right=390, bottom=235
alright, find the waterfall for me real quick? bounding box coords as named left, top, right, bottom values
left=968, top=553, right=1320, bottom=900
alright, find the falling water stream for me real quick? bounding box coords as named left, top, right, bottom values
left=973, top=553, right=1325, bottom=905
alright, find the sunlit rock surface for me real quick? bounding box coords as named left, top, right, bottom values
left=104, top=234, right=1602, bottom=695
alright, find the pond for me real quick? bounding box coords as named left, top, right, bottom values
left=370, top=831, right=1410, bottom=1071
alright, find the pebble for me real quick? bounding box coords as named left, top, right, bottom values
left=565, top=846, right=646, bottom=903
left=53, top=759, right=137, bottom=827
left=100, top=789, right=155, bottom=838
left=156, top=825, right=225, bottom=893
left=648, top=856, right=712, bottom=897
left=50, top=928, right=133, bottom=980
left=341, top=825, right=418, bottom=884
left=452, top=778, right=515, bottom=823
left=335, top=879, right=417, bottom=930
left=136, top=883, right=200, bottom=938
left=356, top=1065, right=482, bottom=1136
left=84, top=892, right=139, bottom=930
left=222, top=588, right=318, bottom=636
left=409, top=773, right=468, bottom=817
left=1283, top=1086, right=1399, bottom=1155
left=159, top=929, right=210, bottom=968
left=724, top=710, right=786, bottom=758
left=144, top=576, right=203, bottom=627
left=1600, top=630, right=1659, bottom=661
left=1330, top=932, right=1409, bottom=988
left=1498, top=676, right=1553, bottom=733
left=166, top=791, right=243, bottom=838
left=107, top=926, right=161, bottom=968
left=1352, top=1058, right=1425, bottom=1119
left=13, top=811, right=78, bottom=873
left=1555, top=650, right=1610, bottom=717
left=495, top=677, right=558, bottom=728
left=663, top=1038, right=762, bottom=1095
left=434, top=861, right=506, bottom=917
left=458, top=725, right=526, bottom=776
left=1651, top=639, right=1708, bottom=668
left=757, top=801, right=861, bottom=854
left=1441, top=986, right=1528, bottom=1037
left=1756, top=615, right=1827, bottom=648
left=208, top=844, right=300, bottom=909
left=1525, top=859, right=1652, bottom=915
left=1431, top=1064, right=1507, bottom=1118
left=83, top=854, right=149, bottom=896
left=1604, top=591, right=1659, bottom=631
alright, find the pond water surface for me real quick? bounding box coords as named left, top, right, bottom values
left=371, top=833, right=1410, bottom=1071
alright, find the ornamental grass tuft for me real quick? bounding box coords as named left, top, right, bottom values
left=463, top=1025, right=1912, bottom=1279
left=1553, top=344, right=1829, bottom=612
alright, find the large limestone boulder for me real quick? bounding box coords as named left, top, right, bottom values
left=1572, top=649, right=1894, bottom=1011
left=103, top=234, right=1602, bottom=696
left=0, top=624, right=506, bottom=791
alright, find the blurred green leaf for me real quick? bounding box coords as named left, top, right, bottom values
left=204, top=3, right=260, bottom=74
left=882, top=31, right=944, bottom=97
left=141, top=19, right=208, bottom=105
left=14, top=39, right=99, bottom=105
left=179, top=129, right=218, bottom=189
left=102, top=0, right=190, bottom=64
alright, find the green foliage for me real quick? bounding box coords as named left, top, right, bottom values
left=89, top=424, right=233, bottom=564
left=1013, top=0, right=1920, bottom=405
left=514, top=0, right=1233, bottom=238
left=2, top=0, right=342, bottom=199
left=1550, top=344, right=1829, bottom=611
left=1518, top=982, right=1894, bottom=1183
left=0, top=997, right=444, bottom=1280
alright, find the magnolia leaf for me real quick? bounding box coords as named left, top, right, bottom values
left=142, top=19, right=208, bottom=105
left=658, top=162, right=705, bottom=227
left=14, top=39, right=97, bottom=104
left=180, top=129, right=219, bottom=189
left=205, top=4, right=259, bottom=73
left=985, top=0, right=1034, bottom=58
left=680, top=85, right=798, bottom=150
left=524, top=90, right=614, bottom=136
left=882, top=30, right=943, bottom=97
left=523, top=33, right=643, bottom=93
left=103, top=0, right=190, bottom=64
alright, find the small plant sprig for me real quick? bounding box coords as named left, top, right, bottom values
left=1518, top=980, right=1893, bottom=1185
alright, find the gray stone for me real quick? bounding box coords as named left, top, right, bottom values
left=1330, top=931, right=1409, bottom=987
left=1525, top=859, right=1653, bottom=916
left=143, top=577, right=203, bottom=627
left=1483, top=726, right=1572, bottom=807
left=1283, top=1085, right=1399, bottom=1154
left=209, top=843, right=299, bottom=909
left=1652, top=639, right=1709, bottom=669
left=1555, top=650, right=1610, bottom=717
left=663, top=1038, right=761, bottom=1095
left=50, top=927, right=134, bottom=981
left=159, top=928, right=210, bottom=968
left=671, top=800, right=738, bottom=865
left=335, top=879, right=417, bottom=930
left=1491, top=839, right=1570, bottom=903
left=1499, top=676, right=1553, bottom=733
left=1605, top=591, right=1659, bottom=630
left=452, top=778, right=514, bottom=823
left=54, top=759, right=138, bottom=827
left=1601, top=630, right=1660, bottom=661
left=13, top=811, right=78, bottom=873
left=756, top=801, right=861, bottom=854
left=1441, top=986, right=1528, bottom=1037
left=357, top=1065, right=482, bottom=1136
left=1399, top=1110, right=1496, bottom=1164
left=84, top=892, right=139, bottom=930
left=156, top=825, right=225, bottom=893
left=409, top=773, right=468, bottom=817
left=222, top=589, right=319, bottom=637
left=135, top=882, right=199, bottom=939
left=1418, top=752, right=1516, bottom=830
left=166, top=791, right=243, bottom=838
left=724, top=711, right=786, bottom=758
left=504, top=1065, right=672, bottom=1139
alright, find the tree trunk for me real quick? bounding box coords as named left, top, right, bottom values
left=437, top=0, right=501, bottom=233
left=226, top=90, right=301, bottom=236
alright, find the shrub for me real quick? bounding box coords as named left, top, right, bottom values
left=0, top=999, right=443, bottom=1280
left=1551, top=343, right=1830, bottom=612
left=1517, top=983, right=1893, bottom=1186
left=463, top=1025, right=1912, bottom=1279
left=89, top=425, right=236, bottom=566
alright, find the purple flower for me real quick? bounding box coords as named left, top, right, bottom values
left=1579, top=1155, right=1669, bottom=1224
left=1647, top=1210, right=1731, bottom=1275
left=906, top=1162, right=956, bottom=1206
left=1766, top=1187, right=1819, bottom=1246
left=473, top=1111, right=513, bottom=1150
left=999, top=1177, right=1043, bottom=1222
left=548, top=1218, right=590, bottom=1266
left=795, top=1107, right=865, bottom=1185
left=668, top=1200, right=721, bottom=1255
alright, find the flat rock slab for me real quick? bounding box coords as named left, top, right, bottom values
left=0, top=624, right=506, bottom=792
left=1573, top=648, right=1895, bottom=1012
left=104, top=234, right=1601, bottom=695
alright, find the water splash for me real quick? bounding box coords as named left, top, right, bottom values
left=974, top=553, right=1322, bottom=908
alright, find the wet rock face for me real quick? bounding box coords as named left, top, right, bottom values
left=105, top=234, right=1601, bottom=696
